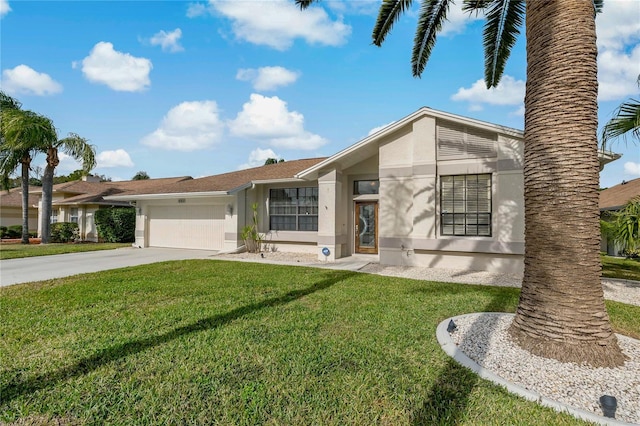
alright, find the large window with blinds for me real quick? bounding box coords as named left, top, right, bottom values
left=269, top=187, right=319, bottom=231
left=440, top=174, right=492, bottom=236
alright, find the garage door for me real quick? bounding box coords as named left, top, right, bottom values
left=148, top=205, right=225, bottom=250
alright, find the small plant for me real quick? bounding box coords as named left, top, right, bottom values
left=241, top=203, right=263, bottom=253
left=6, top=225, right=22, bottom=239
left=50, top=222, right=79, bottom=243
left=0, top=226, right=7, bottom=239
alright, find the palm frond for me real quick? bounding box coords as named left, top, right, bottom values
left=462, top=0, right=492, bottom=14
left=0, top=91, right=22, bottom=111
left=601, top=98, right=640, bottom=149
left=593, top=0, right=603, bottom=15
left=412, top=0, right=452, bottom=78
left=295, top=0, right=317, bottom=10
left=372, top=0, right=414, bottom=47
left=482, top=0, right=524, bottom=88
left=1, top=109, right=57, bottom=152
left=57, top=133, right=97, bottom=172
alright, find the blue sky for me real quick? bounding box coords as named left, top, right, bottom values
left=1, top=0, right=638, bottom=188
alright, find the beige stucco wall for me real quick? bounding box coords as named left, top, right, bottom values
left=314, top=113, right=525, bottom=274
left=0, top=206, right=38, bottom=231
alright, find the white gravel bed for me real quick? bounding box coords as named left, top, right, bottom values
left=450, top=313, right=640, bottom=424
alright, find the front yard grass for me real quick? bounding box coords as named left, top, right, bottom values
left=602, top=255, right=640, bottom=281
left=0, top=242, right=130, bottom=260
left=2, top=260, right=638, bottom=425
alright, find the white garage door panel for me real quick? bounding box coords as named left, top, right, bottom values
left=149, top=205, right=224, bottom=250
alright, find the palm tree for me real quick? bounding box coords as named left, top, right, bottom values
left=298, top=0, right=625, bottom=366
left=40, top=133, right=96, bottom=244
left=1, top=95, right=57, bottom=244
left=601, top=75, right=640, bottom=149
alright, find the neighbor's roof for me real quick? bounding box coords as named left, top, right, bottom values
left=0, top=186, right=41, bottom=208
left=600, top=178, right=640, bottom=210
left=106, top=158, right=327, bottom=200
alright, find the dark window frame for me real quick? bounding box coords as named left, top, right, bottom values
left=353, top=180, right=380, bottom=195
left=440, top=174, right=492, bottom=237
left=269, top=187, right=319, bottom=231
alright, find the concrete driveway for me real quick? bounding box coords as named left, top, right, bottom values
left=0, top=247, right=218, bottom=287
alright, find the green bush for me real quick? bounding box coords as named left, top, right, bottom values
left=6, top=225, right=22, bottom=239
left=94, top=207, right=135, bottom=243
left=51, top=222, right=79, bottom=243
left=0, top=226, right=7, bottom=239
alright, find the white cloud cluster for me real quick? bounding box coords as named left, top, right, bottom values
left=141, top=101, right=224, bottom=151
left=451, top=75, right=525, bottom=114
left=238, top=148, right=281, bottom=170
left=228, top=94, right=327, bottom=150
left=1, top=64, right=62, bottom=96
left=211, top=0, right=351, bottom=50
left=236, top=66, right=300, bottom=91
left=186, top=2, right=207, bottom=18
left=97, top=149, right=134, bottom=168
left=440, top=2, right=484, bottom=36
left=76, top=42, right=152, bottom=92
left=149, top=28, right=184, bottom=53
left=1, top=0, right=10, bottom=17
left=368, top=121, right=395, bottom=136
left=624, top=162, right=640, bottom=176
left=596, top=0, right=640, bottom=101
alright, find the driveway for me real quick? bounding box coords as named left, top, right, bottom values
left=0, top=247, right=218, bottom=287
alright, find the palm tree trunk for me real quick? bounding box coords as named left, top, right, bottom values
left=509, top=0, right=626, bottom=367
left=20, top=157, right=31, bottom=244
left=40, top=147, right=59, bottom=244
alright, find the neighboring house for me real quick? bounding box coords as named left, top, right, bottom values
left=105, top=107, right=621, bottom=274
left=0, top=186, right=39, bottom=231
left=600, top=177, right=640, bottom=255
left=31, top=175, right=192, bottom=241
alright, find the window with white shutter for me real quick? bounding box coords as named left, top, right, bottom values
left=437, top=121, right=496, bottom=159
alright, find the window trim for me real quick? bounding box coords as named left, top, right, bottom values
left=440, top=174, right=492, bottom=237
left=269, top=187, right=319, bottom=232
left=70, top=207, right=79, bottom=224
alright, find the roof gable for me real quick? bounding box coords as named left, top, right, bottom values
left=600, top=178, right=640, bottom=210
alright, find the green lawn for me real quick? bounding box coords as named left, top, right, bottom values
left=2, top=261, right=638, bottom=425
left=602, top=255, right=640, bottom=281
left=0, top=242, right=130, bottom=260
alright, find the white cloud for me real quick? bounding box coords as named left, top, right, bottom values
left=1, top=0, right=10, bottom=17
left=228, top=94, right=328, bottom=150
left=238, top=148, right=281, bottom=169
left=96, top=149, right=134, bottom=168
left=77, top=42, right=152, bottom=92
left=141, top=100, right=224, bottom=151
left=624, top=161, right=640, bottom=176
left=596, top=0, right=640, bottom=101
left=368, top=121, right=395, bottom=136
left=1, top=65, right=62, bottom=96
left=149, top=28, right=184, bottom=53
left=451, top=75, right=525, bottom=113
left=440, top=2, right=484, bottom=36
left=186, top=2, right=207, bottom=18
left=236, top=66, right=300, bottom=91
left=326, top=0, right=379, bottom=16
left=211, top=0, right=351, bottom=50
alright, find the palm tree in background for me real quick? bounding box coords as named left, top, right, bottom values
left=1, top=92, right=57, bottom=244
left=40, top=133, right=96, bottom=244
left=298, top=0, right=625, bottom=366
left=601, top=75, right=640, bottom=149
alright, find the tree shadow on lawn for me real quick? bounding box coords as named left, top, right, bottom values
left=1, top=270, right=356, bottom=403
left=410, top=283, right=518, bottom=425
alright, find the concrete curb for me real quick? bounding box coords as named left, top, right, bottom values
left=436, top=313, right=636, bottom=426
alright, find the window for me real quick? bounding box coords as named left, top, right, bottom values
left=354, top=180, right=379, bottom=195
left=50, top=209, right=58, bottom=224
left=440, top=174, right=491, bottom=236
left=269, top=187, right=318, bottom=231
left=70, top=208, right=79, bottom=224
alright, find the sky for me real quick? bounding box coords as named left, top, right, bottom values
left=1, top=0, right=638, bottom=188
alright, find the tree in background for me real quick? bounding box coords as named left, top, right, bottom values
left=298, top=0, right=624, bottom=366
left=264, top=158, right=284, bottom=165
left=132, top=171, right=150, bottom=180
left=1, top=91, right=57, bottom=244
left=601, top=75, right=640, bottom=149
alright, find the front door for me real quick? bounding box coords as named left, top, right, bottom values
left=355, top=202, right=378, bottom=254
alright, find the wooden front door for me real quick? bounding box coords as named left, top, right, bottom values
left=355, top=202, right=378, bottom=254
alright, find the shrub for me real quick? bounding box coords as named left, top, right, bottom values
left=6, top=225, right=22, bottom=239
left=51, top=222, right=79, bottom=243
left=0, top=226, right=7, bottom=239
left=94, top=207, right=135, bottom=243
